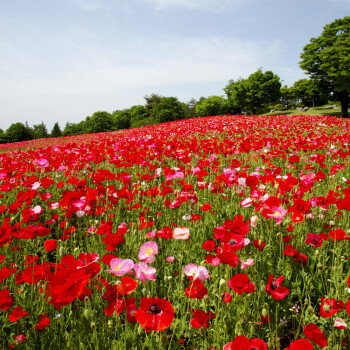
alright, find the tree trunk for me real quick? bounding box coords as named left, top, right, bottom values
left=339, top=91, right=349, bottom=118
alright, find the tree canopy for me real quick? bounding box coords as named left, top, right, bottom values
left=300, top=16, right=350, bottom=117
left=224, top=69, right=281, bottom=114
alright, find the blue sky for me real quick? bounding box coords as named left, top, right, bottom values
left=0, top=0, right=349, bottom=131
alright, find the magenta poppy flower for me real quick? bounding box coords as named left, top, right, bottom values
left=138, top=242, right=158, bottom=263
left=133, top=262, right=156, bottom=283
left=183, top=264, right=210, bottom=281
left=105, top=258, right=135, bottom=276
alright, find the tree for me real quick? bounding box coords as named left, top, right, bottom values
left=51, top=122, right=62, bottom=138
left=32, top=121, right=49, bottom=139
left=113, top=110, right=131, bottom=130
left=0, top=128, right=7, bottom=144
left=195, top=96, right=230, bottom=117
left=147, top=96, right=186, bottom=123
left=85, top=111, right=114, bottom=133
left=224, top=69, right=281, bottom=114
left=299, top=16, right=350, bottom=117
left=291, top=79, right=329, bottom=107
left=5, top=122, right=33, bottom=143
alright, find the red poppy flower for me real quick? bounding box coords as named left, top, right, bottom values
left=305, top=234, right=323, bottom=247
left=253, top=239, right=266, bottom=251
left=0, top=289, right=14, bottom=310
left=319, top=298, right=344, bottom=317
left=35, top=313, right=50, bottom=330
left=190, top=309, right=210, bottom=329
left=44, top=239, right=57, bottom=252
left=265, top=275, right=289, bottom=300
left=285, top=339, right=313, bottom=350
left=228, top=273, right=256, bottom=295
left=329, top=228, right=348, bottom=241
left=346, top=299, right=350, bottom=317
left=202, top=240, right=216, bottom=251
left=9, top=306, right=28, bottom=322
left=223, top=335, right=267, bottom=350
left=135, top=297, right=175, bottom=331
left=221, top=291, right=232, bottom=302
left=304, top=323, right=327, bottom=348
left=185, top=279, right=208, bottom=299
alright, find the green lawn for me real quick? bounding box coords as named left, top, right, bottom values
left=260, top=106, right=349, bottom=117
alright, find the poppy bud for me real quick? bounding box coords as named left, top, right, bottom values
left=84, top=309, right=91, bottom=321
left=90, top=322, right=96, bottom=329
left=160, top=334, right=169, bottom=346
left=315, top=250, right=319, bottom=256
left=142, top=287, right=148, bottom=296
left=262, top=308, right=268, bottom=317
left=59, top=247, right=66, bottom=257
left=317, top=263, right=323, bottom=269
left=307, top=305, right=314, bottom=313
left=219, top=279, right=226, bottom=286
left=304, top=299, right=309, bottom=306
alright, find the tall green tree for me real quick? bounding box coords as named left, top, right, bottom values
left=291, top=79, right=330, bottom=107
left=85, top=111, right=114, bottom=133
left=146, top=95, right=186, bottom=123
left=224, top=69, right=281, bottom=114
left=299, top=16, right=350, bottom=117
left=195, top=96, right=229, bottom=117
left=32, top=121, right=49, bottom=139
left=5, top=122, right=33, bottom=143
left=113, top=110, right=132, bottom=130
left=51, top=122, right=62, bottom=138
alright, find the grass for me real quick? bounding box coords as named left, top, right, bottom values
left=260, top=106, right=349, bottom=117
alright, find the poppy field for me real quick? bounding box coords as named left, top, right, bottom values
left=0, top=114, right=350, bottom=349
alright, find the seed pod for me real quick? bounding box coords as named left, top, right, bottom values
left=219, top=279, right=226, bottom=286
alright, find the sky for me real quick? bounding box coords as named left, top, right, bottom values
left=0, top=0, right=349, bottom=131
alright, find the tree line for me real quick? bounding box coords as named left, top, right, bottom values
left=0, top=16, right=348, bottom=144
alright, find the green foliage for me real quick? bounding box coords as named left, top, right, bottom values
left=224, top=69, right=281, bottom=114
left=63, top=122, right=83, bottom=136
left=113, top=110, right=132, bottom=130
left=32, top=121, right=49, bottom=139
left=51, top=122, right=62, bottom=138
left=148, top=96, right=186, bottom=123
left=195, top=95, right=229, bottom=117
left=300, top=16, right=350, bottom=117
left=184, top=98, right=198, bottom=119
left=0, top=128, right=7, bottom=144
left=85, top=111, right=114, bottom=133
left=290, top=79, right=329, bottom=107
left=5, top=122, right=33, bottom=143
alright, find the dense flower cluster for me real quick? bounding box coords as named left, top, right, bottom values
left=0, top=115, right=349, bottom=348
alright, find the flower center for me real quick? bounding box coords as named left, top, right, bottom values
left=271, top=283, right=278, bottom=290
left=228, top=239, right=237, bottom=245
left=146, top=247, right=153, bottom=256
left=114, top=265, right=121, bottom=272
left=147, top=304, right=162, bottom=315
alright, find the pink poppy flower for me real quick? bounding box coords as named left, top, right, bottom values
left=183, top=264, right=210, bottom=281
left=173, top=227, right=190, bottom=240
left=240, top=258, right=255, bottom=269
left=268, top=206, right=287, bottom=225
left=138, top=242, right=158, bottom=263
left=334, top=318, right=347, bottom=329
left=166, top=256, right=175, bottom=262
left=133, top=262, right=156, bottom=283
left=106, top=258, right=135, bottom=276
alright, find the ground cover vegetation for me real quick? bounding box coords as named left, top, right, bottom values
left=0, top=114, right=349, bottom=349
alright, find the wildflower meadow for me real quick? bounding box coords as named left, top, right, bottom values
left=0, top=114, right=349, bottom=349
